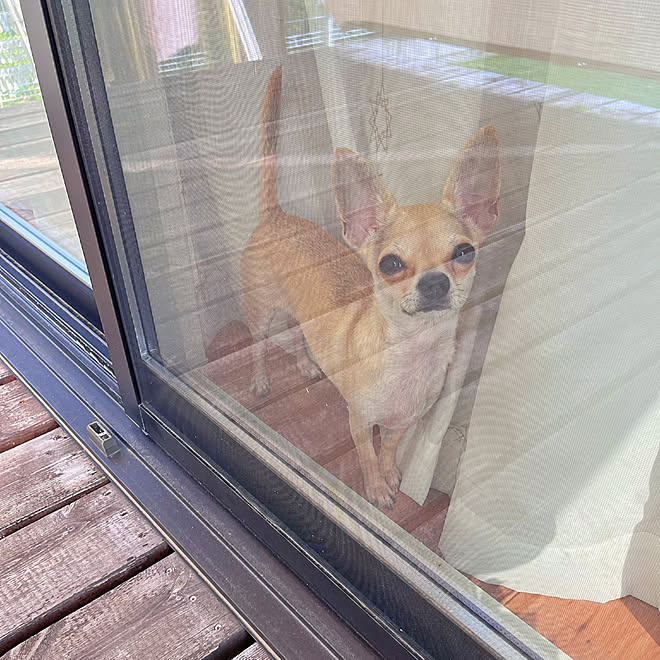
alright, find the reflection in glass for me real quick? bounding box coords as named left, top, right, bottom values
left=0, top=0, right=85, bottom=269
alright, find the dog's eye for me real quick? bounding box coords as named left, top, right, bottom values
left=379, top=254, right=405, bottom=276
left=452, top=243, right=475, bottom=264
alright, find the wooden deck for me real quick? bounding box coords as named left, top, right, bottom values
left=0, top=360, right=268, bottom=660
left=201, top=321, right=660, bottom=660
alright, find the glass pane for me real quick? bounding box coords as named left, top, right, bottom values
left=0, top=0, right=86, bottom=272
left=84, top=0, right=659, bottom=656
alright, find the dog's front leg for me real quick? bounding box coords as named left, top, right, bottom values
left=379, top=427, right=404, bottom=498
left=348, top=410, right=394, bottom=509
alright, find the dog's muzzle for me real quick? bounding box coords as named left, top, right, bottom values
left=417, top=272, right=450, bottom=312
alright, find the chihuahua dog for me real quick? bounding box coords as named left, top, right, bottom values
left=242, top=67, right=501, bottom=508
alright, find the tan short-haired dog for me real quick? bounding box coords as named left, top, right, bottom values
left=242, top=67, right=501, bottom=508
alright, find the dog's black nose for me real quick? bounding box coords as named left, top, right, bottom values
left=418, top=272, right=450, bottom=310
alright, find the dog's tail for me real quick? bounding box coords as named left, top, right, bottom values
left=259, top=65, right=282, bottom=221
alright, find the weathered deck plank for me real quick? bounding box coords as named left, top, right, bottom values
left=0, top=121, right=52, bottom=149
left=0, top=428, right=108, bottom=538
left=0, top=167, right=68, bottom=202
left=0, top=379, right=58, bottom=453
left=5, top=555, right=250, bottom=660
left=0, top=486, right=170, bottom=654
left=0, top=100, right=44, bottom=121
left=0, top=362, right=15, bottom=385
left=0, top=135, right=59, bottom=180
left=235, top=644, right=272, bottom=659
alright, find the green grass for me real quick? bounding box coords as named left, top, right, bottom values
left=462, top=54, right=660, bottom=109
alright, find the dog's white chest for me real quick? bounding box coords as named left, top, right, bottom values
left=364, top=319, right=457, bottom=430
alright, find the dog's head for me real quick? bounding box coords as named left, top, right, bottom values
left=333, top=126, right=501, bottom=319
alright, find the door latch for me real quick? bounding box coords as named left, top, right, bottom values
left=87, top=421, right=120, bottom=457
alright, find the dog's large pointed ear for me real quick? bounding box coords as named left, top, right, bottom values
left=333, top=148, right=396, bottom=249
left=442, top=126, right=501, bottom=240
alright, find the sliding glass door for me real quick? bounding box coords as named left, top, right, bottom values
left=18, top=0, right=659, bottom=658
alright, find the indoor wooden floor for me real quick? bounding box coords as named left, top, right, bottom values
left=0, top=359, right=268, bottom=660
left=201, top=321, right=660, bottom=660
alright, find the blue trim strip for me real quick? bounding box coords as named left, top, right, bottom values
left=0, top=202, right=101, bottom=330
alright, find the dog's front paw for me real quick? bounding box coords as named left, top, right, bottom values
left=296, top=356, right=322, bottom=381
left=382, top=464, right=402, bottom=496
left=250, top=374, right=271, bottom=398
left=365, top=477, right=396, bottom=510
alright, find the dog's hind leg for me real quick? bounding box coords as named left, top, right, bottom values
left=248, top=312, right=275, bottom=398
left=257, top=313, right=322, bottom=384
left=244, top=280, right=280, bottom=398
left=250, top=327, right=273, bottom=398
left=287, top=322, right=322, bottom=381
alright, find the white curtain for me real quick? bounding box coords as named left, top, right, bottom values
left=386, top=0, right=660, bottom=608
left=439, top=95, right=660, bottom=604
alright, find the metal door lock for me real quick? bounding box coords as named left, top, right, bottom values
left=87, top=421, right=120, bottom=457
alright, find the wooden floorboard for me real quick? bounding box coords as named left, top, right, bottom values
left=235, top=645, right=272, bottom=660
left=202, top=321, right=660, bottom=660
left=0, top=428, right=108, bottom=538
left=0, top=111, right=49, bottom=134
left=408, top=506, right=447, bottom=551
left=0, top=486, right=170, bottom=654
left=0, top=122, right=52, bottom=149
left=506, top=592, right=660, bottom=660
left=0, top=167, right=68, bottom=202
left=0, top=379, right=58, bottom=453
left=0, top=101, right=45, bottom=121
left=0, top=135, right=59, bottom=179
left=0, top=362, right=256, bottom=658
left=0, top=361, right=15, bottom=385
left=5, top=555, right=251, bottom=660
